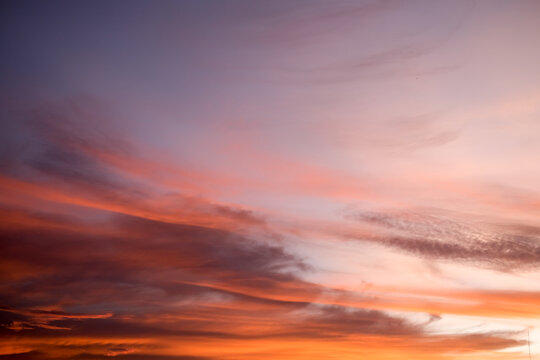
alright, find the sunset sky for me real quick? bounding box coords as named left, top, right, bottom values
left=1, top=1, right=540, bottom=359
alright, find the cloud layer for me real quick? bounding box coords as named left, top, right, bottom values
left=2, top=1, right=540, bottom=359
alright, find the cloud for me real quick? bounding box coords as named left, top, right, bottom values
left=249, top=1, right=471, bottom=83
left=0, top=307, right=112, bottom=332
left=2, top=0, right=539, bottom=358
left=0, top=351, right=215, bottom=360
left=0, top=96, right=269, bottom=232
left=0, top=203, right=314, bottom=357
left=0, top=208, right=311, bottom=307
left=1, top=202, right=529, bottom=359
left=0, top=99, right=535, bottom=359
left=351, top=209, right=540, bottom=270
left=290, top=304, right=421, bottom=338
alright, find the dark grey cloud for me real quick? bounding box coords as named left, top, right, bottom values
left=291, top=304, right=422, bottom=338
left=0, top=209, right=310, bottom=309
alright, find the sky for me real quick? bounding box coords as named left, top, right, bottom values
left=1, top=0, right=540, bottom=359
